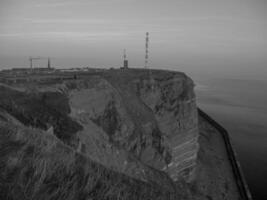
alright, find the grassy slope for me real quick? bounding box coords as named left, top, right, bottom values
left=0, top=85, right=82, bottom=144
left=0, top=118, right=181, bottom=200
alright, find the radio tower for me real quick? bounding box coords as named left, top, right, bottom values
left=145, top=32, right=149, bottom=69
left=145, top=32, right=154, bottom=90
left=123, top=49, right=126, bottom=60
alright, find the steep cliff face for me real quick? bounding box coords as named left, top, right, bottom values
left=0, top=70, right=199, bottom=184
left=65, top=69, right=198, bottom=183
left=135, top=72, right=199, bottom=181
left=66, top=77, right=174, bottom=186
left=0, top=68, right=242, bottom=199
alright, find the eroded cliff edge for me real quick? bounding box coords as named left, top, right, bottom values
left=0, top=69, right=241, bottom=199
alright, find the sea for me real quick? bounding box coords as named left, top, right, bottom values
left=192, top=74, right=267, bottom=200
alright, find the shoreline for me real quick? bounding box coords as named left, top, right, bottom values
left=198, top=108, right=252, bottom=200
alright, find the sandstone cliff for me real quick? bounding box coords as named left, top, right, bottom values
left=0, top=68, right=241, bottom=200
left=64, top=69, right=199, bottom=183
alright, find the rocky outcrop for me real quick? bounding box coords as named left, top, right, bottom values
left=0, top=85, right=82, bottom=146
left=66, top=77, right=174, bottom=186
left=65, top=69, right=198, bottom=183
left=0, top=68, right=242, bottom=199
left=135, top=72, right=199, bottom=181
left=0, top=69, right=199, bottom=184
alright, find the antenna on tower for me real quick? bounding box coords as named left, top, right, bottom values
left=145, top=32, right=149, bottom=69
left=47, top=57, right=51, bottom=69
left=145, top=32, right=154, bottom=90
left=123, top=49, right=127, bottom=60
left=123, top=49, right=128, bottom=69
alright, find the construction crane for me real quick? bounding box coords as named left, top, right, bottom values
left=29, top=57, right=52, bottom=69
left=29, top=57, right=40, bottom=69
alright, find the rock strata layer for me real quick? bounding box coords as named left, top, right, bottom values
left=66, top=69, right=199, bottom=182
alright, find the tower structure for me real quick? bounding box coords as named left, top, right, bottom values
left=145, top=32, right=154, bottom=89
left=29, top=57, right=33, bottom=69
left=47, top=58, right=51, bottom=69
left=145, top=32, right=149, bottom=69
left=123, top=49, right=128, bottom=69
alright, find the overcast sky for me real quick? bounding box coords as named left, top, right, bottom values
left=0, top=0, right=266, bottom=78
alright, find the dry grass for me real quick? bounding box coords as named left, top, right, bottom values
left=0, top=119, right=181, bottom=200
left=0, top=85, right=82, bottom=144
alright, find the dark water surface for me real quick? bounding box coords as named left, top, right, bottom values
left=193, top=75, right=267, bottom=200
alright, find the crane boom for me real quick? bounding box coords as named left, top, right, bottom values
left=29, top=57, right=51, bottom=69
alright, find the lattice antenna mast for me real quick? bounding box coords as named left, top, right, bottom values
left=145, top=32, right=149, bottom=69
left=145, top=32, right=154, bottom=89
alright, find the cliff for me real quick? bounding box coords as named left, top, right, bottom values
left=0, top=116, right=179, bottom=200
left=0, top=68, right=242, bottom=199
left=66, top=69, right=199, bottom=183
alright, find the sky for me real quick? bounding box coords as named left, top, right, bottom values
left=0, top=0, right=267, bottom=79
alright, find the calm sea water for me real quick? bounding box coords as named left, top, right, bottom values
left=193, top=75, right=267, bottom=200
